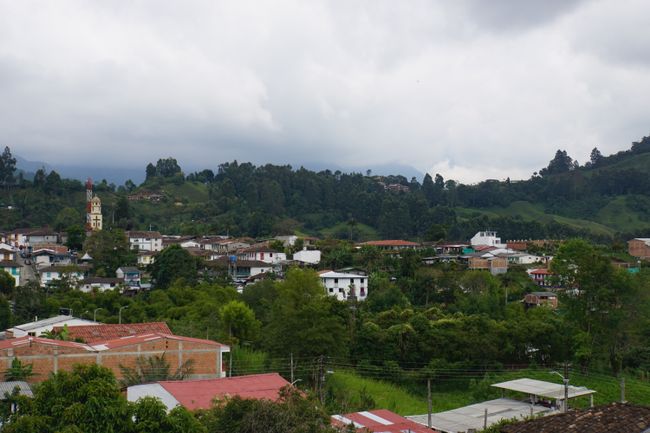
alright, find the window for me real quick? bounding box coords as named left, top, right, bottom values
left=334, top=278, right=338, bottom=284
left=329, top=288, right=333, bottom=293
left=339, top=288, right=343, bottom=293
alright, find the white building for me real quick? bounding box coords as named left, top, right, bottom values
left=319, top=271, right=368, bottom=301
left=293, top=249, right=321, bottom=265
left=5, top=315, right=98, bottom=338
left=127, top=231, right=163, bottom=252
left=470, top=231, right=506, bottom=249
left=237, top=245, right=286, bottom=264
left=39, top=266, right=86, bottom=287
left=79, top=277, right=124, bottom=293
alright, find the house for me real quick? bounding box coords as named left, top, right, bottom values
left=470, top=231, right=506, bottom=249
left=528, top=268, right=553, bottom=287
left=25, top=229, right=59, bottom=246
left=292, top=249, right=321, bottom=265
left=524, top=292, right=558, bottom=309
left=332, top=409, right=435, bottom=433
left=237, top=245, right=286, bottom=264
left=319, top=271, right=368, bottom=301
left=359, top=240, right=420, bottom=251
left=434, top=244, right=470, bottom=255
left=0, top=244, right=17, bottom=261
left=275, top=235, right=298, bottom=247
left=0, top=261, right=21, bottom=286
left=495, top=252, right=543, bottom=266
left=116, top=266, right=141, bottom=288
left=0, top=332, right=230, bottom=383
left=126, top=231, right=163, bottom=252
left=39, top=265, right=86, bottom=287
left=32, top=246, right=73, bottom=269
left=468, top=256, right=508, bottom=275
left=127, top=372, right=290, bottom=411
left=207, top=257, right=273, bottom=280
left=52, top=322, right=172, bottom=343
left=628, top=238, right=650, bottom=260
left=501, top=403, right=650, bottom=433
left=79, top=277, right=124, bottom=292
left=137, top=251, right=157, bottom=267
left=5, top=315, right=98, bottom=339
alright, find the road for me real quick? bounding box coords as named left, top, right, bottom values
left=16, top=252, right=38, bottom=285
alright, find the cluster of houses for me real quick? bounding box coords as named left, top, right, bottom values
left=1, top=314, right=647, bottom=432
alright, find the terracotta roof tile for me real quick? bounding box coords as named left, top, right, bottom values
left=53, top=322, right=172, bottom=343
left=502, top=403, right=650, bottom=433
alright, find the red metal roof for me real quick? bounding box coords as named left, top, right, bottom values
left=54, top=322, right=172, bottom=343
left=159, top=373, right=290, bottom=410
left=361, top=240, right=420, bottom=247
left=332, top=409, right=437, bottom=433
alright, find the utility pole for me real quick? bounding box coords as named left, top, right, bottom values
left=621, top=377, right=626, bottom=403
left=229, top=351, right=233, bottom=377
left=290, top=353, right=295, bottom=384
left=563, top=362, right=570, bottom=413
left=318, top=355, right=325, bottom=404
left=427, top=378, right=432, bottom=429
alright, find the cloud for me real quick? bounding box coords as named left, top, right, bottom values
left=0, top=0, right=648, bottom=183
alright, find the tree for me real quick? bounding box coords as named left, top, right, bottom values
left=220, top=300, right=260, bottom=345
left=65, top=225, right=86, bottom=251
left=145, top=163, right=156, bottom=180
left=155, top=157, right=182, bottom=178
left=551, top=239, right=637, bottom=372
left=150, top=244, right=199, bottom=289
left=82, top=229, right=134, bottom=276
left=264, top=269, right=349, bottom=359
left=4, top=358, right=34, bottom=381
left=589, top=147, right=604, bottom=166
left=0, top=295, right=10, bottom=329
left=119, top=354, right=194, bottom=387
left=54, top=207, right=81, bottom=231
left=0, top=146, right=16, bottom=188
left=540, top=150, right=575, bottom=176
left=0, top=270, right=15, bottom=297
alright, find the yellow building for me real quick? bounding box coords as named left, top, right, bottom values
left=89, top=196, right=103, bottom=231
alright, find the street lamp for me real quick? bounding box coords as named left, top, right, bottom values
left=118, top=306, right=129, bottom=324
left=550, top=370, right=570, bottom=413
left=93, top=307, right=103, bottom=322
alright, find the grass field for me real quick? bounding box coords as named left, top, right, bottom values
left=327, top=368, right=650, bottom=416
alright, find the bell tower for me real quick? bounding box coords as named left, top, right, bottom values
left=86, top=178, right=103, bottom=231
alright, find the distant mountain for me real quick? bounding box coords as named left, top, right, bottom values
left=15, top=155, right=144, bottom=185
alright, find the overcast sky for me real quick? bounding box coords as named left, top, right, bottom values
left=1, top=0, right=649, bottom=183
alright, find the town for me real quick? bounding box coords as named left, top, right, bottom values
left=2, top=146, right=650, bottom=431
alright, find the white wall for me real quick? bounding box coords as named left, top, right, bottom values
left=127, top=384, right=179, bottom=412
left=293, top=250, right=321, bottom=265
left=320, top=272, right=367, bottom=301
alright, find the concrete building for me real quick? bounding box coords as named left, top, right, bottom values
left=237, top=245, right=286, bottom=264
left=319, top=271, right=368, bottom=301
left=127, top=231, right=163, bottom=252
left=293, top=249, right=321, bottom=265
left=0, top=332, right=229, bottom=383
left=470, top=231, right=506, bottom=249
left=5, top=315, right=98, bottom=339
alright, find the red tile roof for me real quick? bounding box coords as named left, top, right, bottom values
left=502, top=403, right=650, bottom=433
left=92, top=332, right=224, bottom=350
left=332, top=409, right=437, bottom=433
left=530, top=268, right=551, bottom=275
left=159, top=373, right=291, bottom=410
left=361, top=240, right=420, bottom=247
left=54, top=322, right=172, bottom=343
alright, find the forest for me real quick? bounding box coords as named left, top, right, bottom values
left=2, top=135, right=650, bottom=242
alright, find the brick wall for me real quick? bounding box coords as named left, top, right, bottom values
left=0, top=337, right=223, bottom=383
left=629, top=239, right=650, bottom=259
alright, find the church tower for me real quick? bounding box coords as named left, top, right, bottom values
left=86, top=178, right=103, bottom=231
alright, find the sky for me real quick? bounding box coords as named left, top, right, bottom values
left=1, top=0, right=650, bottom=183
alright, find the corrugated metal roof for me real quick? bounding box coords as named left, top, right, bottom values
left=0, top=381, right=33, bottom=398
left=333, top=409, right=435, bottom=433
left=491, top=378, right=596, bottom=400
left=158, top=373, right=290, bottom=410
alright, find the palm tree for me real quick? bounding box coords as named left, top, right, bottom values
left=119, top=353, right=194, bottom=387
